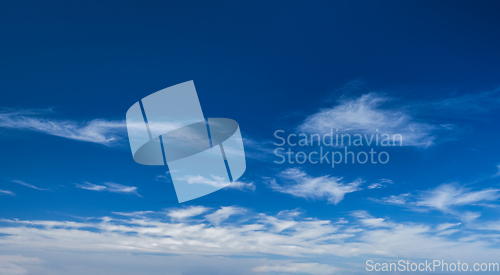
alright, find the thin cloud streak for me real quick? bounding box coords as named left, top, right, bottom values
left=374, top=183, right=500, bottom=222
left=12, top=180, right=48, bottom=191
left=0, top=189, right=15, bottom=196
left=75, top=182, right=142, bottom=197
left=0, top=108, right=126, bottom=146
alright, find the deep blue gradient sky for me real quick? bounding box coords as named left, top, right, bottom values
left=1, top=1, right=500, bottom=274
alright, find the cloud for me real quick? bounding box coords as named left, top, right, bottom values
left=0, top=255, right=42, bottom=275
left=367, top=183, right=382, bottom=189
left=460, top=211, right=482, bottom=223
left=241, top=137, right=279, bottom=162
left=352, top=211, right=392, bottom=228
left=493, top=164, right=500, bottom=177
left=375, top=184, right=499, bottom=223
left=253, top=262, right=338, bottom=275
left=158, top=172, right=255, bottom=192
left=367, top=179, right=393, bottom=189
left=0, top=189, right=15, bottom=196
left=268, top=168, right=362, bottom=204
left=377, top=193, right=411, bottom=205
left=173, top=175, right=256, bottom=192
left=75, top=182, right=141, bottom=196
left=205, top=206, right=245, bottom=226
left=427, top=87, right=500, bottom=114
left=2, top=207, right=500, bottom=264
left=167, top=206, right=209, bottom=220
left=435, top=223, right=461, bottom=232
left=298, top=93, right=446, bottom=148
left=175, top=175, right=230, bottom=188
left=12, top=180, right=48, bottom=191
left=0, top=252, right=336, bottom=275
left=415, top=183, right=500, bottom=212
left=477, top=220, right=500, bottom=231
left=225, top=181, right=256, bottom=192
left=0, top=109, right=126, bottom=146
left=111, top=211, right=155, bottom=217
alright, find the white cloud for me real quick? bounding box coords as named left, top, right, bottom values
left=12, top=180, right=47, bottom=191
left=0, top=189, right=15, bottom=196
left=493, top=164, right=500, bottom=177
left=378, top=184, right=500, bottom=212
left=173, top=175, right=256, bottom=192
left=205, top=206, right=245, bottom=226
left=428, top=87, right=500, bottom=114
left=75, top=182, right=107, bottom=191
left=367, top=183, right=382, bottom=189
left=242, top=137, right=280, bottom=162
left=225, top=180, right=256, bottom=191
left=253, top=262, right=338, bottom=275
left=367, top=179, right=393, bottom=190
left=459, top=211, right=482, bottom=223
left=298, top=93, right=443, bottom=147
left=352, top=211, right=392, bottom=228
left=268, top=168, right=362, bottom=204
left=415, top=183, right=500, bottom=212
left=1, top=207, right=500, bottom=265
left=0, top=109, right=125, bottom=146
left=477, top=221, right=500, bottom=231
left=159, top=172, right=255, bottom=192
left=435, top=223, right=461, bottom=232
left=75, top=182, right=141, bottom=196
left=0, top=255, right=42, bottom=275
left=375, top=184, right=499, bottom=223
left=378, top=193, right=411, bottom=205
left=111, top=211, right=155, bottom=217
left=167, top=206, right=209, bottom=220
left=0, top=252, right=339, bottom=275
left=175, top=175, right=229, bottom=188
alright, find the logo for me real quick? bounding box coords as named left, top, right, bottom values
left=125, top=81, right=246, bottom=202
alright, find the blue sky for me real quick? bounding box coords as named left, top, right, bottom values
left=1, top=1, right=500, bottom=274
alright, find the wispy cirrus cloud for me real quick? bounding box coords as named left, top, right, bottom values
left=12, top=180, right=48, bottom=191
left=298, top=93, right=444, bottom=148
left=75, top=182, right=141, bottom=197
left=492, top=164, right=500, bottom=177
left=0, top=189, right=15, bottom=196
left=0, top=108, right=126, bottom=146
left=173, top=174, right=256, bottom=192
left=375, top=183, right=500, bottom=222
left=268, top=168, right=362, bottom=204
left=425, top=87, right=500, bottom=115
left=415, top=183, right=500, bottom=212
